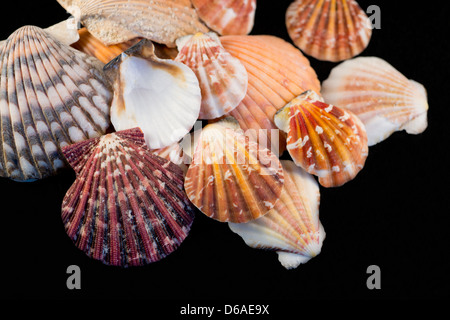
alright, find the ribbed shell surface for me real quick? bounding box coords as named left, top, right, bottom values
left=184, top=120, right=284, bottom=223
left=229, top=160, right=325, bottom=269
left=192, top=0, right=257, bottom=35
left=275, top=91, right=368, bottom=187
left=61, top=128, right=195, bottom=267
left=321, top=57, right=429, bottom=146
left=0, top=25, right=111, bottom=181
left=221, top=35, right=321, bottom=156
left=57, top=0, right=209, bottom=47
left=286, top=0, right=372, bottom=62
left=175, top=32, right=248, bottom=119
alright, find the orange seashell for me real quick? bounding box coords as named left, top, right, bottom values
left=56, top=0, right=209, bottom=47
left=274, top=91, right=368, bottom=187
left=286, top=0, right=372, bottom=62
left=184, top=118, right=284, bottom=223
left=220, top=35, right=321, bottom=156
left=175, top=32, right=248, bottom=119
left=192, top=0, right=257, bottom=35
left=71, top=28, right=139, bottom=64
left=321, top=57, right=429, bottom=146
left=229, top=160, right=325, bottom=269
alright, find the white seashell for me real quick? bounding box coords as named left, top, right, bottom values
left=105, top=39, right=202, bottom=150
left=321, top=57, right=429, bottom=146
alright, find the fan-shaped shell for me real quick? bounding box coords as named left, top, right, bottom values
left=150, top=141, right=190, bottom=175
left=184, top=118, right=284, bottom=223
left=56, top=0, right=209, bottom=47
left=104, top=39, right=201, bottom=150
left=192, top=0, right=256, bottom=35
left=286, top=0, right=372, bottom=62
left=274, top=91, right=368, bottom=187
left=321, top=56, right=429, bottom=146
left=229, top=160, right=324, bottom=269
left=220, top=35, right=321, bottom=156
left=175, top=32, right=248, bottom=119
left=61, top=128, right=196, bottom=267
left=0, top=25, right=112, bottom=181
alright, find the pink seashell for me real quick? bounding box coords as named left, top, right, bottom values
left=192, top=0, right=257, bottom=35
left=61, top=128, right=195, bottom=267
left=175, top=32, right=248, bottom=119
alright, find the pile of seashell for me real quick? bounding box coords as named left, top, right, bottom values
left=0, top=0, right=428, bottom=269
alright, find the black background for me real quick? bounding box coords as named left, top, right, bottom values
left=0, top=0, right=448, bottom=306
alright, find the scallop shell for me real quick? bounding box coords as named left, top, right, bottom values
left=229, top=160, right=324, bottom=269
left=184, top=118, right=284, bottom=223
left=104, top=39, right=201, bottom=150
left=274, top=91, right=368, bottom=187
left=321, top=57, right=429, bottom=146
left=71, top=28, right=139, bottom=64
left=221, top=35, right=321, bottom=156
left=61, top=127, right=196, bottom=267
left=0, top=25, right=112, bottom=181
left=175, top=32, right=248, bottom=119
left=192, top=0, right=256, bottom=35
left=286, top=0, right=372, bottom=62
left=56, top=0, right=209, bottom=47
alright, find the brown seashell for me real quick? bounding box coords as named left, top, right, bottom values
left=274, top=91, right=368, bottom=187
left=61, top=127, right=196, bottom=267
left=0, top=25, right=112, bottom=181
left=56, top=0, right=209, bottom=47
left=286, top=0, right=372, bottom=62
left=175, top=32, right=248, bottom=119
left=192, top=0, right=257, bottom=35
left=184, top=118, right=284, bottom=223
left=321, top=56, right=429, bottom=146
left=229, top=160, right=325, bottom=269
left=220, top=35, right=321, bottom=156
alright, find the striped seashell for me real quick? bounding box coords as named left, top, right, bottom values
left=71, top=28, right=139, bottom=64
left=175, top=32, right=248, bottom=119
left=286, top=0, right=372, bottom=62
left=220, top=35, right=321, bottom=156
left=321, top=57, right=429, bottom=146
left=184, top=118, right=284, bottom=223
left=61, top=128, right=196, bottom=267
left=192, top=0, right=256, bottom=35
left=104, top=39, right=201, bottom=150
left=56, top=0, right=209, bottom=47
left=274, top=91, right=368, bottom=187
left=229, top=160, right=325, bottom=269
left=0, top=25, right=112, bottom=181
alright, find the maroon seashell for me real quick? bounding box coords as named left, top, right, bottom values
left=61, top=127, right=195, bottom=267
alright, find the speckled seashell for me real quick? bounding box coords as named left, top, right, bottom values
left=221, top=35, right=321, bottom=156
left=184, top=118, right=284, bottom=223
left=321, top=57, right=429, bottom=146
left=71, top=28, right=139, bottom=64
left=104, top=39, right=201, bottom=150
left=0, top=25, right=112, bottom=181
left=286, top=0, right=372, bottom=62
left=175, top=32, right=248, bottom=119
left=229, top=160, right=325, bottom=269
left=274, top=91, right=368, bottom=187
left=192, top=0, right=256, bottom=35
left=61, top=127, right=196, bottom=267
left=56, top=0, right=209, bottom=47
